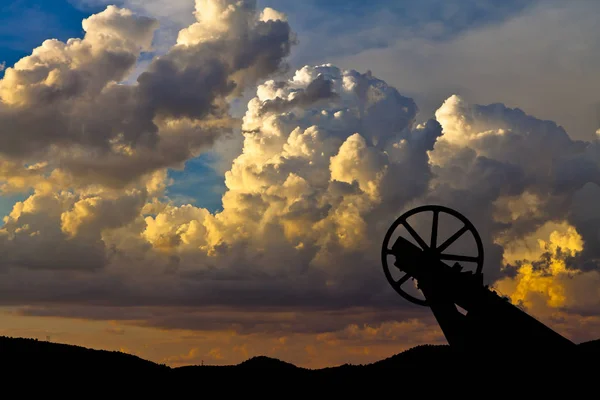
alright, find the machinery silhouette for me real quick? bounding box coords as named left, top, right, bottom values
left=382, top=205, right=575, bottom=360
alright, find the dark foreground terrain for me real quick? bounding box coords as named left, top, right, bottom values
left=2, top=336, right=599, bottom=390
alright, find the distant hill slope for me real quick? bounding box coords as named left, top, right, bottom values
left=2, top=335, right=599, bottom=383
left=576, top=338, right=600, bottom=353
left=0, top=336, right=168, bottom=378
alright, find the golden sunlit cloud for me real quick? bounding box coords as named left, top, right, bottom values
left=496, top=221, right=584, bottom=310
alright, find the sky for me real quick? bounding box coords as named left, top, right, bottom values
left=0, top=0, right=598, bottom=368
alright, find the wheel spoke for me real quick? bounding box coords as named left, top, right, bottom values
left=401, top=220, right=429, bottom=250
left=436, top=225, right=469, bottom=253
left=395, top=273, right=411, bottom=287
left=430, top=210, right=439, bottom=249
left=439, top=254, right=479, bottom=263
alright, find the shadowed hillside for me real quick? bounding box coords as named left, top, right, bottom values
left=0, top=336, right=168, bottom=378
left=2, top=336, right=599, bottom=385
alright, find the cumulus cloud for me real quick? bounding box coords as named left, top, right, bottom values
left=330, top=0, right=600, bottom=143
left=494, top=219, right=600, bottom=326
left=1, top=0, right=599, bottom=361
left=0, top=1, right=295, bottom=190
left=0, top=62, right=441, bottom=314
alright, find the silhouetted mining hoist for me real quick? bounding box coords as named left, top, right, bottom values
left=381, top=205, right=575, bottom=360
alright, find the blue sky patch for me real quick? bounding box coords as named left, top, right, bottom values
left=0, top=0, right=106, bottom=77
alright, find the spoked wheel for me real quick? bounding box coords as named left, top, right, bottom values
left=381, top=205, right=484, bottom=306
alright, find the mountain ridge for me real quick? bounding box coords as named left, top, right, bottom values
left=3, top=335, right=597, bottom=394
left=2, top=335, right=599, bottom=371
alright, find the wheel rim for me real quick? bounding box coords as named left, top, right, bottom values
left=381, top=205, right=484, bottom=306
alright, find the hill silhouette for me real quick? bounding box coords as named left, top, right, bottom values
left=0, top=336, right=168, bottom=377
left=2, top=335, right=599, bottom=385
left=238, top=355, right=299, bottom=369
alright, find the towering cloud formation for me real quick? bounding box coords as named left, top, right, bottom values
left=142, top=65, right=441, bottom=293
left=428, top=96, right=600, bottom=281
left=0, top=0, right=599, bottom=362
left=0, top=1, right=294, bottom=189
